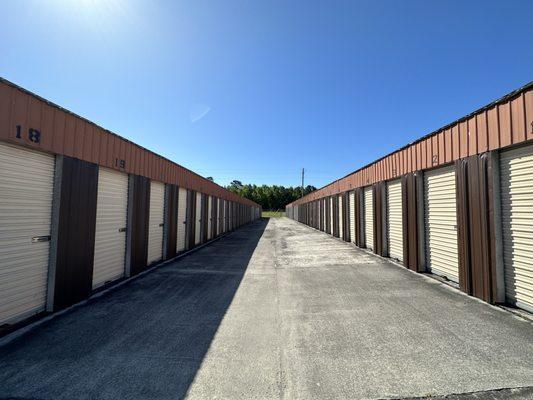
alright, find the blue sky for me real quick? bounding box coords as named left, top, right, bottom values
left=1, top=1, right=532, bottom=188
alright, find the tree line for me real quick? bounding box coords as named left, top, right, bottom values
left=225, top=181, right=316, bottom=211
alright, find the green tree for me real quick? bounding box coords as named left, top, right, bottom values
left=225, top=182, right=316, bottom=211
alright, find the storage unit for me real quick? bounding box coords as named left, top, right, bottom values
left=176, top=187, right=187, bottom=252
left=349, top=191, right=355, bottom=243
left=364, top=187, right=373, bottom=250
left=223, top=200, right=227, bottom=233
left=207, top=196, right=213, bottom=240
left=0, top=142, right=55, bottom=325
left=424, top=166, right=459, bottom=283
left=229, top=202, right=233, bottom=231
left=500, top=144, right=533, bottom=312
left=92, top=167, right=129, bottom=289
left=338, top=195, right=344, bottom=240
left=147, top=181, right=165, bottom=265
left=387, top=180, right=403, bottom=262
left=195, top=192, right=202, bottom=245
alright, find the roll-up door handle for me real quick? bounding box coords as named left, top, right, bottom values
left=118, top=227, right=127, bottom=233
left=159, top=223, right=164, bottom=227
left=32, top=235, right=51, bottom=243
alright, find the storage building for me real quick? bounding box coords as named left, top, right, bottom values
left=286, top=82, right=533, bottom=313
left=0, top=78, right=261, bottom=332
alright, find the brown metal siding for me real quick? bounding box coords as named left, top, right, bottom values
left=0, top=79, right=258, bottom=209
left=129, top=176, right=150, bottom=276
left=319, top=200, right=323, bottom=231
left=52, top=156, right=98, bottom=310
left=342, top=193, right=350, bottom=241
left=373, top=183, right=386, bottom=256
left=456, top=153, right=497, bottom=303
left=332, top=197, right=339, bottom=237
left=165, top=185, right=178, bottom=259
left=401, top=173, right=420, bottom=271
left=288, top=84, right=532, bottom=206
left=186, top=190, right=196, bottom=250
left=325, top=198, right=330, bottom=234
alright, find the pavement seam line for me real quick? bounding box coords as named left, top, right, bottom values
left=272, top=219, right=288, bottom=400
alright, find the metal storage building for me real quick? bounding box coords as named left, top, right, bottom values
left=0, top=78, right=260, bottom=331
left=286, top=82, right=533, bottom=313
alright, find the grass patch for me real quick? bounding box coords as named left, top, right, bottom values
left=262, top=211, right=285, bottom=218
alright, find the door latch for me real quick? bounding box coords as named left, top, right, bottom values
left=118, top=227, right=127, bottom=233
left=32, top=235, right=51, bottom=243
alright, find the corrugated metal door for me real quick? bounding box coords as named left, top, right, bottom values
left=424, top=166, right=459, bottom=282
left=176, top=187, right=187, bottom=252
left=387, top=180, right=403, bottom=261
left=93, top=167, right=128, bottom=289
left=207, top=196, right=212, bottom=240
left=500, top=145, right=533, bottom=312
left=349, top=191, right=355, bottom=243
left=147, top=181, right=165, bottom=265
left=222, top=200, right=226, bottom=233
left=364, top=187, right=373, bottom=250
left=195, top=192, right=202, bottom=245
left=339, top=196, right=344, bottom=240
left=0, top=142, right=55, bottom=325
left=217, top=199, right=222, bottom=235
left=229, top=202, right=233, bottom=230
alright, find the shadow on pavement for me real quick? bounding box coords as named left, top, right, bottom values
left=0, top=219, right=269, bottom=400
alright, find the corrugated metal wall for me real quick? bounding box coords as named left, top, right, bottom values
left=289, top=83, right=532, bottom=205
left=0, top=78, right=258, bottom=209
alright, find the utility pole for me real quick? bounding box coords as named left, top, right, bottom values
left=301, top=168, right=305, bottom=198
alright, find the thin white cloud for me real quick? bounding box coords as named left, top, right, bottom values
left=190, top=103, right=211, bottom=123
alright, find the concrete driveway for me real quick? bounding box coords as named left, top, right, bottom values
left=0, top=218, right=532, bottom=400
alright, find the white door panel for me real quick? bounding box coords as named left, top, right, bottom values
left=93, top=168, right=128, bottom=289
left=147, top=181, right=165, bottom=265
left=0, top=142, right=55, bottom=325
left=387, top=180, right=403, bottom=262
left=424, top=166, right=459, bottom=283
left=501, top=145, right=533, bottom=312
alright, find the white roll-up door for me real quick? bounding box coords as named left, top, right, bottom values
left=195, top=193, right=202, bottom=245
left=147, top=181, right=165, bottom=265
left=349, top=191, right=355, bottom=243
left=339, top=196, right=344, bottom=239
left=176, top=187, right=187, bottom=252
left=387, top=179, right=403, bottom=261
left=364, top=187, right=374, bottom=250
left=92, top=167, right=128, bottom=289
left=0, top=142, right=55, bottom=325
left=207, top=196, right=213, bottom=240
left=222, top=200, right=226, bottom=232
left=217, top=199, right=222, bottom=235
left=229, top=202, right=233, bottom=230
left=424, top=165, right=459, bottom=283
left=500, top=144, right=533, bottom=312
